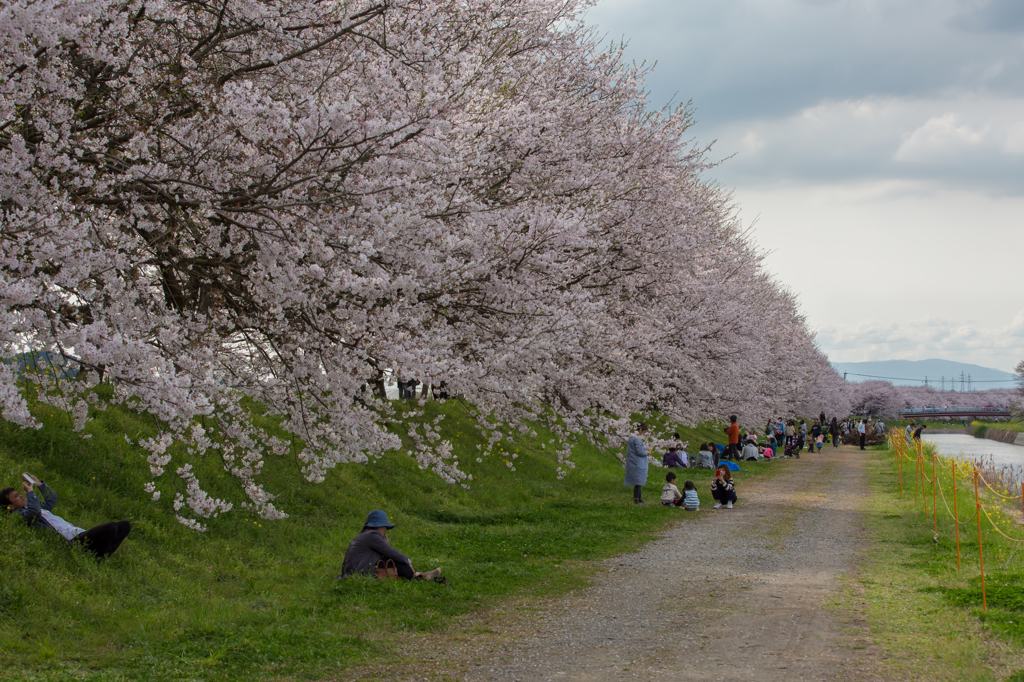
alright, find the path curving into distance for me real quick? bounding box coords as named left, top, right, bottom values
left=339, top=446, right=884, bottom=681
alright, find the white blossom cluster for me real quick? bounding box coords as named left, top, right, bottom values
left=0, top=0, right=852, bottom=527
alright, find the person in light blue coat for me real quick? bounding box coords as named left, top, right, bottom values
left=624, top=423, right=650, bottom=505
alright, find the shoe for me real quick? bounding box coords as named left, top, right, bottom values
left=419, top=568, right=442, bottom=581
left=726, top=502, right=733, bottom=509
left=434, top=576, right=452, bottom=585
left=714, top=502, right=722, bottom=509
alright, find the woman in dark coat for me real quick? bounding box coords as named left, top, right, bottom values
left=340, top=510, right=443, bottom=581
left=829, top=417, right=840, bottom=448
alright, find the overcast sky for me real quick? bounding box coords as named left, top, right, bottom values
left=586, top=0, right=1024, bottom=373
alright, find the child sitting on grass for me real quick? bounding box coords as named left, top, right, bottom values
left=682, top=480, right=700, bottom=511
left=661, top=472, right=684, bottom=507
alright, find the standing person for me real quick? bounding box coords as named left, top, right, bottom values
left=905, top=422, right=915, bottom=444
left=723, top=415, right=740, bottom=461
left=785, top=420, right=795, bottom=446
left=829, top=417, right=840, bottom=448
left=819, top=411, right=827, bottom=431
left=1, top=474, right=131, bottom=559
left=711, top=466, right=737, bottom=509
left=913, top=423, right=927, bottom=442
left=624, top=423, right=650, bottom=505
left=809, top=419, right=822, bottom=453
left=858, top=419, right=867, bottom=450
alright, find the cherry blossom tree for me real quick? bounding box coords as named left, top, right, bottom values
left=0, top=0, right=849, bottom=526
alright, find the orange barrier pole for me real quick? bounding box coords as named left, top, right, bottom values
left=974, top=469, right=987, bottom=613
left=1020, top=482, right=1023, bottom=520
left=953, top=461, right=961, bottom=571
left=917, top=448, right=925, bottom=501
left=932, top=452, right=938, bottom=538
left=898, top=445, right=904, bottom=498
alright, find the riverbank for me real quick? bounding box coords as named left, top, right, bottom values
left=0, top=399, right=779, bottom=681
left=853, top=445, right=1024, bottom=680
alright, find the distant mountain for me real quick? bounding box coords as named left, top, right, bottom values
left=830, top=359, right=1017, bottom=388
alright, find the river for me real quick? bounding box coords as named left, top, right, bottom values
left=922, top=432, right=1024, bottom=475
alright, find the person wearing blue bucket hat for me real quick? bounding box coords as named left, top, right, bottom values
left=339, top=510, right=444, bottom=582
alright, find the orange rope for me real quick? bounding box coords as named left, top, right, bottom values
left=981, top=505, right=1024, bottom=544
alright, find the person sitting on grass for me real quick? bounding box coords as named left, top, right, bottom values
left=711, top=466, right=737, bottom=509
left=694, top=443, right=715, bottom=469
left=741, top=441, right=761, bottom=461
left=661, top=472, right=684, bottom=507
left=1, top=473, right=131, bottom=559
left=682, top=481, right=700, bottom=511
left=662, top=446, right=687, bottom=469
left=339, top=510, right=444, bottom=581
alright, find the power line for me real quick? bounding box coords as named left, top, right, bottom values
left=842, top=372, right=1017, bottom=384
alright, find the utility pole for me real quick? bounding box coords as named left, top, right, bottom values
left=941, top=376, right=945, bottom=391
left=843, top=371, right=847, bottom=381
left=925, top=375, right=929, bottom=388
left=968, top=374, right=972, bottom=392
left=960, top=372, right=966, bottom=392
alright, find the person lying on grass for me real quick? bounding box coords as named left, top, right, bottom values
left=339, top=510, right=444, bottom=582
left=711, top=466, right=737, bottom=509
left=1, top=473, right=131, bottom=559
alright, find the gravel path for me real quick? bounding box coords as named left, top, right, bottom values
left=340, top=446, right=884, bottom=681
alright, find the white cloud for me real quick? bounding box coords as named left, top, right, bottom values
left=895, top=113, right=986, bottom=162
left=818, top=313, right=1024, bottom=372
left=707, top=95, right=1024, bottom=189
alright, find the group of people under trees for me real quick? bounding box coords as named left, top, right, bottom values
left=624, top=422, right=740, bottom=509
left=624, top=410, right=890, bottom=508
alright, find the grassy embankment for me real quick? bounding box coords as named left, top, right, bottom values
left=0, top=392, right=778, bottom=681
left=853, top=444, right=1024, bottom=680
left=971, top=420, right=1024, bottom=436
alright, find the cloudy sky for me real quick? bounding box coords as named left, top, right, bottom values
left=586, top=0, right=1024, bottom=373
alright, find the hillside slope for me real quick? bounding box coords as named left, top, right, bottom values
left=0, top=397, right=764, bottom=681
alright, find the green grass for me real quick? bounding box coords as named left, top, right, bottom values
left=856, top=448, right=1024, bottom=680
left=972, top=420, right=1024, bottom=434
left=0, top=395, right=773, bottom=681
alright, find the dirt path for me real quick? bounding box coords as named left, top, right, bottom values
left=341, top=447, right=884, bottom=681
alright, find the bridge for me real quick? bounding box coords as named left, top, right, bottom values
left=898, top=407, right=1012, bottom=420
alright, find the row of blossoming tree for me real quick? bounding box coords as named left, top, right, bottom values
left=0, top=0, right=850, bottom=528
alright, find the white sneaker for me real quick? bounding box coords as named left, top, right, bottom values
left=714, top=502, right=722, bottom=509
left=726, top=502, right=733, bottom=509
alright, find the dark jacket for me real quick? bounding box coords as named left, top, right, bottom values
left=341, top=530, right=412, bottom=576
left=15, top=482, right=58, bottom=529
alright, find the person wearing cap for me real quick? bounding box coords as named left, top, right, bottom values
left=339, top=510, right=442, bottom=581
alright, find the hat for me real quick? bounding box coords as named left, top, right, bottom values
left=364, top=510, right=395, bottom=529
